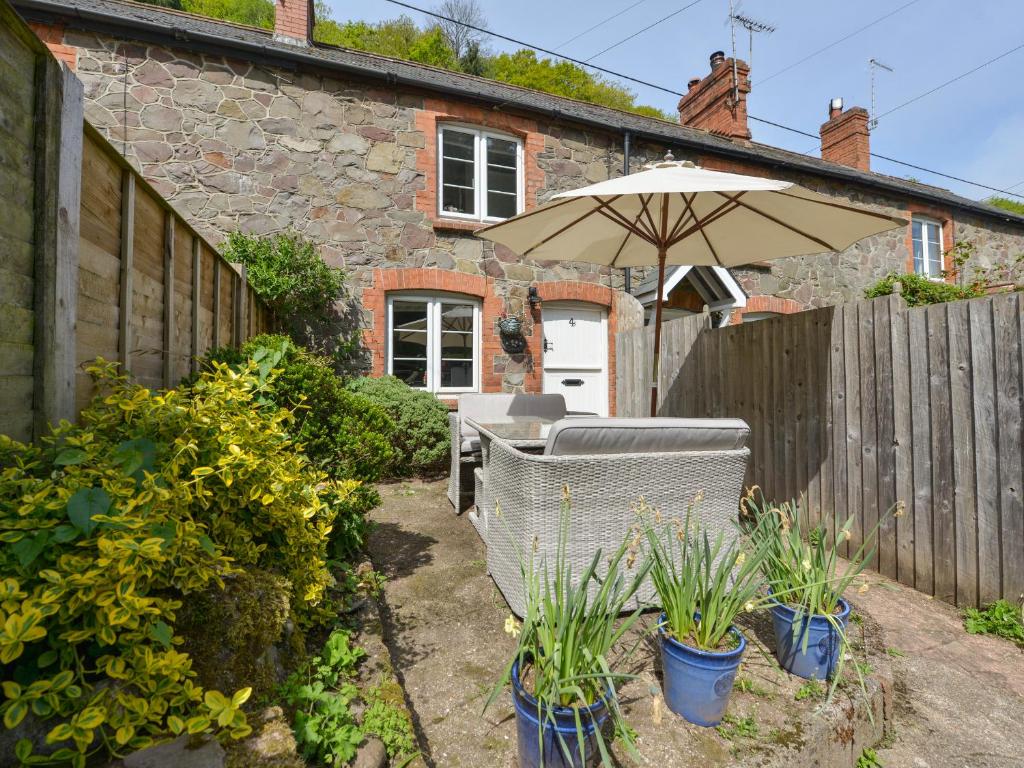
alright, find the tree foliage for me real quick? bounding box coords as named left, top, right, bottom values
left=987, top=196, right=1024, bottom=215
left=138, top=0, right=672, bottom=119
left=435, top=0, right=485, bottom=59
left=221, top=231, right=346, bottom=325
left=181, top=0, right=274, bottom=28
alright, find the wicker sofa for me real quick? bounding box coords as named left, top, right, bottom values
left=447, top=393, right=583, bottom=510
left=477, top=417, right=751, bottom=616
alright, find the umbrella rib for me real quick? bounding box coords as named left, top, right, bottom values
left=637, top=193, right=661, bottom=241
left=717, top=192, right=840, bottom=252
left=521, top=196, right=623, bottom=256
left=474, top=196, right=581, bottom=235
left=666, top=194, right=746, bottom=247
left=774, top=190, right=905, bottom=223
left=665, top=192, right=697, bottom=243
left=593, top=199, right=658, bottom=245
left=609, top=227, right=635, bottom=268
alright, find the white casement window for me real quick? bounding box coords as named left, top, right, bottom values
left=437, top=125, right=523, bottom=222
left=912, top=215, right=944, bottom=279
left=387, top=294, right=480, bottom=393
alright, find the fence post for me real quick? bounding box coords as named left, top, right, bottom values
left=32, top=61, right=83, bottom=438
left=118, top=172, right=136, bottom=369
left=190, top=237, right=200, bottom=373
left=163, top=213, right=175, bottom=388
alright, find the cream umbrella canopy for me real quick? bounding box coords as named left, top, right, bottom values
left=476, top=155, right=905, bottom=415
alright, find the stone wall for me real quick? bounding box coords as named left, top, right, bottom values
left=48, top=21, right=1024, bottom=355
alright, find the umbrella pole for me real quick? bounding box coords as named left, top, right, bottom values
left=650, top=246, right=667, bottom=417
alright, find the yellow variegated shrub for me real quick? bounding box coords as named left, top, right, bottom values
left=0, top=360, right=345, bottom=765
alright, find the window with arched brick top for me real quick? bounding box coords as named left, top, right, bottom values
left=387, top=292, right=481, bottom=393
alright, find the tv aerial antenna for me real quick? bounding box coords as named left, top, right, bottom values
left=869, top=58, right=894, bottom=130
left=729, top=10, right=775, bottom=70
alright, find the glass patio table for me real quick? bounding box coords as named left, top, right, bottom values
left=462, top=416, right=558, bottom=516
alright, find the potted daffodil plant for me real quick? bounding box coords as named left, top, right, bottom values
left=639, top=498, right=772, bottom=727
left=487, top=490, right=651, bottom=768
left=745, top=489, right=898, bottom=687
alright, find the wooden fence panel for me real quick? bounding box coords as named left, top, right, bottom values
left=0, top=13, right=40, bottom=442
left=615, top=291, right=1024, bottom=607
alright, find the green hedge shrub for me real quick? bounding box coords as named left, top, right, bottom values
left=204, top=335, right=397, bottom=484
left=0, top=359, right=346, bottom=764
left=864, top=273, right=983, bottom=307
left=346, top=376, right=451, bottom=476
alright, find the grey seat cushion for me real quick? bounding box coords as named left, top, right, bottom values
left=461, top=436, right=481, bottom=454
left=543, top=417, right=750, bottom=456
left=457, top=393, right=568, bottom=442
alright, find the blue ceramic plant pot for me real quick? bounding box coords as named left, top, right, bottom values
left=511, top=657, right=609, bottom=768
left=657, top=612, right=746, bottom=727
left=770, top=597, right=851, bottom=680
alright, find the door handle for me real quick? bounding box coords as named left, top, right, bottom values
left=561, top=378, right=584, bottom=387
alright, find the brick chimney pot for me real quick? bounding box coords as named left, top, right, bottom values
left=677, top=51, right=751, bottom=141
left=820, top=105, right=870, bottom=172
left=274, top=0, right=314, bottom=46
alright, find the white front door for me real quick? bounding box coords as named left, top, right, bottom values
left=541, top=303, right=609, bottom=416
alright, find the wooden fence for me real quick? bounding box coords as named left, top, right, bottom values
left=0, top=1, right=271, bottom=442
left=616, top=293, right=1024, bottom=608
left=76, top=126, right=273, bottom=409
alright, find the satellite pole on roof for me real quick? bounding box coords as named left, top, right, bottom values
left=869, top=58, right=894, bottom=130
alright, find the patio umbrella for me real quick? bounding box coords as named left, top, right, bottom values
left=475, top=155, right=905, bottom=415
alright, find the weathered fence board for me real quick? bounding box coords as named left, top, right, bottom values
left=616, top=291, right=1024, bottom=607
left=0, top=0, right=273, bottom=439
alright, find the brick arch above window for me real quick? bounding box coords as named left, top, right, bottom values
left=905, top=202, right=955, bottom=280
left=362, top=268, right=502, bottom=381
left=414, top=97, right=545, bottom=233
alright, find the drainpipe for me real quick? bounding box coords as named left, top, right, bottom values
left=622, top=130, right=632, bottom=294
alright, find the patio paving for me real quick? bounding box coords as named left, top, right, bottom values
left=853, top=573, right=1024, bottom=768
left=365, top=479, right=932, bottom=768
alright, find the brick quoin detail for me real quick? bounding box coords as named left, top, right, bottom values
left=730, top=295, right=803, bottom=324
left=363, top=269, right=619, bottom=414
left=904, top=202, right=955, bottom=281
left=414, top=97, right=545, bottom=231
left=29, top=23, right=77, bottom=70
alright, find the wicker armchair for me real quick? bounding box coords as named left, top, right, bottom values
left=478, top=418, right=751, bottom=616
left=446, top=393, right=584, bottom=511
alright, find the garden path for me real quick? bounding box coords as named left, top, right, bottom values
left=368, top=480, right=909, bottom=768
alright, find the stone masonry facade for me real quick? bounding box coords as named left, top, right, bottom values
left=25, top=8, right=1024, bottom=410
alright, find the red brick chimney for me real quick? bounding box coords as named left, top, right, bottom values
left=819, top=98, right=870, bottom=171
left=677, top=51, right=751, bottom=141
left=274, top=0, right=314, bottom=46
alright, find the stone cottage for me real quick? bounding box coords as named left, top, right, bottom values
left=16, top=0, right=1024, bottom=415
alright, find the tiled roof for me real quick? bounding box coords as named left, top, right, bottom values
left=16, top=0, right=1024, bottom=228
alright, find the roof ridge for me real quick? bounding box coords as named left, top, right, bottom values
left=17, top=0, right=1024, bottom=227
left=103, top=0, right=275, bottom=35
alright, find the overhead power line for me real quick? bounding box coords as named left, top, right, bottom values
left=381, top=0, right=1024, bottom=201
left=584, top=0, right=708, bottom=62
left=755, top=0, right=922, bottom=86
left=555, top=0, right=651, bottom=51
left=748, top=115, right=1024, bottom=199
left=873, top=40, right=1024, bottom=122
left=383, top=0, right=686, bottom=97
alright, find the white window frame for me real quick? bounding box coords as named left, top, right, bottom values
left=437, top=124, right=524, bottom=223
left=912, top=215, right=945, bottom=280
left=386, top=293, right=481, bottom=394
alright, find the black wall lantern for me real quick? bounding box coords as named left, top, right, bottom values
left=528, top=286, right=542, bottom=307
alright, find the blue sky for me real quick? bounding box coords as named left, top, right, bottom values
left=327, top=0, right=1024, bottom=203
